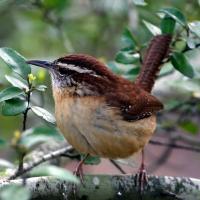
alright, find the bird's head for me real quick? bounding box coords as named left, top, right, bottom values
left=27, top=54, right=117, bottom=96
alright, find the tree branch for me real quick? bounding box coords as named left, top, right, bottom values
left=8, top=146, right=73, bottom=180
left=149, top=139, right=200, bottom=152
left=1, top=175, right=200, bottom=200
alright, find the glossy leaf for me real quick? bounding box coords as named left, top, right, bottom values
left=159, top=63, right=174, bottom=77
left=0, top=47, right=31, bottom=79
left=1, top=98, right=27, bottom=116
left=160, top=16, right=176, bottom=34
left=5, top=75, right=28, bottom=90
left=179, top=121, right=199, bottom=135
left=132, top=0, right=147, bottom=6
left=107, top=62, right=122, bottom=74
left=164, top=99, right=182, bottom=111
left=115, top=51, right=139, bottom=64
left=0, top=159, right=14, bottom=169
left=0, top=138, right=7, bottom=148
left=22, top=126, right=62, bottom=138
left=35, top=85, right=47, bottom=92
left=82, top=155, right=101, bottom=165
left=122, top=74, right=137, bottom=81
left=126, top=66, right=140, bottom=75
left=0, top=87, right=23, bottom=103
left=143, top=20, right=161, bottom=36
left=159, top=8, right=187, bottom=27
left=0, top=185, right=30, bottom=200
left=43, top=0, right=69, bottom=10
left=175, top=79, right=200, bottom=92
left=31, top=106, right=56, bottom=124
left=187, top=36, right=196, bottom=49
left=120, top=28, right=137, bottom=51
left=20, top=126, right=63, bottom=149
left=188, top=21, right=200, bottom=38
left=174, top=40, right=187, bottom=52
left=171, top=52, right=194, bottom=78
left=30, top=165, right=79, bottom=183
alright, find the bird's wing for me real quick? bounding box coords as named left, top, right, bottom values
left=106, top=89, right=163, bottom=121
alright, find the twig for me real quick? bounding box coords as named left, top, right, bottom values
left=148, top=137, right=175, bottom=173
left=8, top=146, right=73, bottom=180
left=22, top=82, right=31, bottom=131
left=161, top=42, right=200, bottom=65
left=149, top=139, right=200, bottom=152
left=109, top=159, right=126, bottom=174
left=17, top=79, right=32, bottom=174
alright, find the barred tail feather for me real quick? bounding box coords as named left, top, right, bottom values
left=135, top=34, right=172, bottom=92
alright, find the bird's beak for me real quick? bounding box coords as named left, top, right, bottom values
left=26, top=60, right=53, bottom=69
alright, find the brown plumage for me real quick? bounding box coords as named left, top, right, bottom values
left=27, top=34, right=172, bottom=158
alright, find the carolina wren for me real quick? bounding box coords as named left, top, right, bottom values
left=27, top=34, right=171, bottom=166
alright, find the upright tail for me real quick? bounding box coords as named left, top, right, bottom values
left=135, top=34, right=172, bottom=93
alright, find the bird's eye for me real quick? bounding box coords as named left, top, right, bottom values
left=58, top=67, right=66, bottom=75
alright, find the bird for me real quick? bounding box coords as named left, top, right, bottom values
left=27, top=34, right=172, bottom=190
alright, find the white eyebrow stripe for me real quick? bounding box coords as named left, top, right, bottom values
left=57, top=62, right=102, bottom=78
left=57, top=63, right=95, bottom=74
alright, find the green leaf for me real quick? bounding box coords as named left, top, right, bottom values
left=174, top=40, right=187, bottom=52
left=31, top=106, right=56, bottom=124
left=187, top=36, right=196, bottom=49
left=0, top=138, right=7, bottom=148
left=142, top=20, right=161, bottom=36
left=171, top=52, right=194, bottom=78
left=120, top=28, right=137, bottom=51
left=159, top=8, right=187, bottom=27
left=30, top=165, right=79, bottom=183
left=160, top=16, right=176, bottom=34
left=132, top=0, right=147, bottom=6
left=35, top=85, right=47, bottom=92
left=0, top=87, right=23, bottom=103
left=23, top=126, right=62, bottom=138
left=188, top=21, right=200, bottom=38
left=0, top=47, right=31, bottom=79
left=159, top=63, right=174, bottom=77
left=0, top=159, right=14, bottom=169
left=115, top=52, right=139, bottom=64
left=82, top=155, right=101, bottom=165
left=164, top=99, right=182, bottom=110
left=5, top=75, right=28, bottom=90
left=0, top=185, right=30, bottom=200
left=179, top=121, right=199, bottom=135
left=1, top=98, right=27, bottom=116
left=107, top=62, right=121, bottom=74
left=20, top=126, right=63, bottom=149
left=122, top=74, right=137, bottom=81
left=174, top=79, right=200, bottom=93
left=43, top=0, right=69, bottom=10
left=126, top=66, right=140, bottom=75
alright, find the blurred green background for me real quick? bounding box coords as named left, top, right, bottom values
left=0, top=0, right=200, bottom=150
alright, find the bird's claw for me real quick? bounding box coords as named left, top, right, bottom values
left=71, top=161, right=85, bottom=199
left=134, top=167, right=148, bottom=193
left=73, top=164, right=85, bottom=185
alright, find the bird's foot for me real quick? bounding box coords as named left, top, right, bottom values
left=73, top=160, right=85, bottom=185
left=72, top=154, right=89, bottom=198
left=134, top=164, right=148, bottom=193
left=72, top=161, right=85, bottom=199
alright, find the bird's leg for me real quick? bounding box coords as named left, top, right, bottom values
left=73, top=153, right=89, bottom=185
left=135, top=149, right=148, bottom=192
left=72, top=154, right=89, bottom=198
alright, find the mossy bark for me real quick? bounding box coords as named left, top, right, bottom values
left=1, top=175, right=200, bottom=200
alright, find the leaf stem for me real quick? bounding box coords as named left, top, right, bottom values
left=18, top=79, right=32, bottom=174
